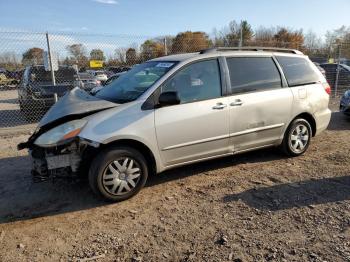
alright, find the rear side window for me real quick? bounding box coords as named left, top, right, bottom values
left=276, top=56, right=319, bottom=87
left=226, top=57, right=282, bottom=94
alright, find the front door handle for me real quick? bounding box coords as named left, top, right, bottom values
left=212, top=103, right=227, bottom=110
left=230, top=99, right=243, bottom=106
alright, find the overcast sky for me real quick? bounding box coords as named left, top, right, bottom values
left=0, top=0, right=349, bottom=37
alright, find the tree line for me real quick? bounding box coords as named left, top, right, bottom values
left=1, top=20, right=350, bottom=71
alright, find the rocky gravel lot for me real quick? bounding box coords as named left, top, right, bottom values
left=0, top=100, right=349, bottom=261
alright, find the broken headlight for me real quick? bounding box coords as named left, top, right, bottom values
left=34, top=119, right=87, bottom=147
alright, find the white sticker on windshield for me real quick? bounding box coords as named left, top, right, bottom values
left=156, top=62, right=174, bottom=68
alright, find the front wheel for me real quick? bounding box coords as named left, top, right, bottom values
left=88, top=146, right=148, bottom=202
left=282, top=118, right=312, bottom=157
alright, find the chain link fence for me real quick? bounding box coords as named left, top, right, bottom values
left=0, top=30, right=349, bottom=137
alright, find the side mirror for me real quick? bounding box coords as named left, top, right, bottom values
left=158, top=91, right=180, bottom=107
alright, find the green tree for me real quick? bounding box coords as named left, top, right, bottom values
left=90, top=49, right=106, bottom=61
left=66, top=44, right=88, bottom=68
left=141, top=40, right=165, bottom=60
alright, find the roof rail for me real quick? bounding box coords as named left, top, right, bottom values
left=199, top=47, right=303, bottom=55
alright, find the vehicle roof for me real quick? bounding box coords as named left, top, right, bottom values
left=150, top=49, right=305, bottom=63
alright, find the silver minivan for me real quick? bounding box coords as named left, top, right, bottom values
left=18, top=47, right=332, bottom=201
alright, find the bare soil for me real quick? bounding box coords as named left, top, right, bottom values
left=0, top=101, right=349, bottom=262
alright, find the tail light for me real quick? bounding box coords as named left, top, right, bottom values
left=322, top=82, right=331, bottom=95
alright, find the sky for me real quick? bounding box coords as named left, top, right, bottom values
left=0, top=0, right=349, bottom=37
left=0, top=0, right=349, bottom=58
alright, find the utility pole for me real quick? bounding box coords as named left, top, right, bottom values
left=46, top=32, right=56, bottom=86
left=164, top=37, right=168, bottom=56
left=239, top=21, right=243, bottom=47
left=46, top=32, right=57, bottom=102
left=334, top=43, right=342, bottom=98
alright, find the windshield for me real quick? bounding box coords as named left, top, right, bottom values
left=341, top=64, right=350, bottom=71
left=96, top=61, right=177, bottom=103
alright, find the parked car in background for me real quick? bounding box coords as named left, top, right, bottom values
left=319, top=63, right=350, bottom=87
left=90, top=72, right=127, bottom=94
left=19, top=47, right=331, bottom=202
left=0, top=72, right=19, bottom=87
left=18, top=65, right=76, bottom=121
left=313, top=62, right=326, bottom=77
left=90, top=70, right=108, bottom=83
left=75, top=72, right=101, bottom=92
left=340, top=89, right=350, bottom=116
left=108, top=66, right=131, bottom=74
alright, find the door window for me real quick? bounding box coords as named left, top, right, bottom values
left=226, top=57, right=282, bottom=94
left=162, top=59, right=222, bottom=104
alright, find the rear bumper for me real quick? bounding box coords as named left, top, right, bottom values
left=314, top=108, right=332, bottom=136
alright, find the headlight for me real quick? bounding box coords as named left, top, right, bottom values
left=34, top=119, right=87, bottom=147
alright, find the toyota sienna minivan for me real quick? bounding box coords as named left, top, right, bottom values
left=18, top=47, right=332, bottom=202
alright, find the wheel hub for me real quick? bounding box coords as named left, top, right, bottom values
left=102, top=157, right=141, bottom=196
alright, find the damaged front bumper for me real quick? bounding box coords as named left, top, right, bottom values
left=29, top=138, right=98, bottom=182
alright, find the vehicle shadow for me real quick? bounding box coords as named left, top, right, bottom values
left=327, top=111, right=350, bottom=131
left=0, top=148, right=284, bottom=224
left=222, top=175, right=350, bottom=211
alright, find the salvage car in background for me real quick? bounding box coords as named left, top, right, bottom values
left=18, top=65, right=76, bottom=121
left=75, top=72, right=101, bottom=92
left=319, top=63, right=350, bottom=87
left=18, top=47, right=331, bottom=202
left=340, top=89, right=350, bottom=116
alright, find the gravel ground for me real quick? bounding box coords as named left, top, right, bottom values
left=0, top=99, right=349, bottom=262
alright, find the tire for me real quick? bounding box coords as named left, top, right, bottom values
left=88, top=146, right=148, bottom=202
left=281, top=118, right=312, bottom=157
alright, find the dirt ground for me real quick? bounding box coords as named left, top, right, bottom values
left=0, top=100, right=349, bottom=262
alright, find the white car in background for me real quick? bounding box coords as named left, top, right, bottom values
left=91, top=70, right=108, bottom=82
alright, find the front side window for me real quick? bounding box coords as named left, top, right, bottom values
left=96, top=61, right=177, bottom=103
left=276, top=56, right=319, bottom=87
left=226, top=57, right=282, bottom=94
left=162, top=59, right=222, bottom=104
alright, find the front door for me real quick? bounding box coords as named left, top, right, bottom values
left=155, top=59, right=230, bottom=166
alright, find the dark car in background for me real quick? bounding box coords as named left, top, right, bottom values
left=319, top=63, right=350, bottom=88
left=18, top=65, right=76, bottom=121
left=340, top=89, right=350, bottom=116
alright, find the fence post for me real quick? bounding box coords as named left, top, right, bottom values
left=164, top=37, right=168, bottom=56
left=45, top=32, right=56, bottom=87
left=334, top=43, right=342, bottom=98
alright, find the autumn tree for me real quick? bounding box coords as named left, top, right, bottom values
left=126, top=48, right=137, bottom=65
left=90, top=49, right=106, bottom=61
left=140, top=40, right=165, bottom=60
left=273, top=28, right=304, bottom=48
left=171, top=31, right=211, bottom=53
left=22, top=47, right=44, bottom=65
left=66, top=44, right=88, bottom=68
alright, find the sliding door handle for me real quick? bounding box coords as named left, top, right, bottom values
left=212, top=103, right=227, bottom=110
left=230, top=100, right=243, bottom=106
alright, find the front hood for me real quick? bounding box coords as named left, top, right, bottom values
left=38, top=87, right=119, bottom=128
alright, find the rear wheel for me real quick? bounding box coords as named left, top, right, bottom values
left=88, top=146, right=148, bottom=202
left=282, top=118, right=312, bottom=156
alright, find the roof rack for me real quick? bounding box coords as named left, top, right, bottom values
left=199, top=47, right=303, bottom=55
